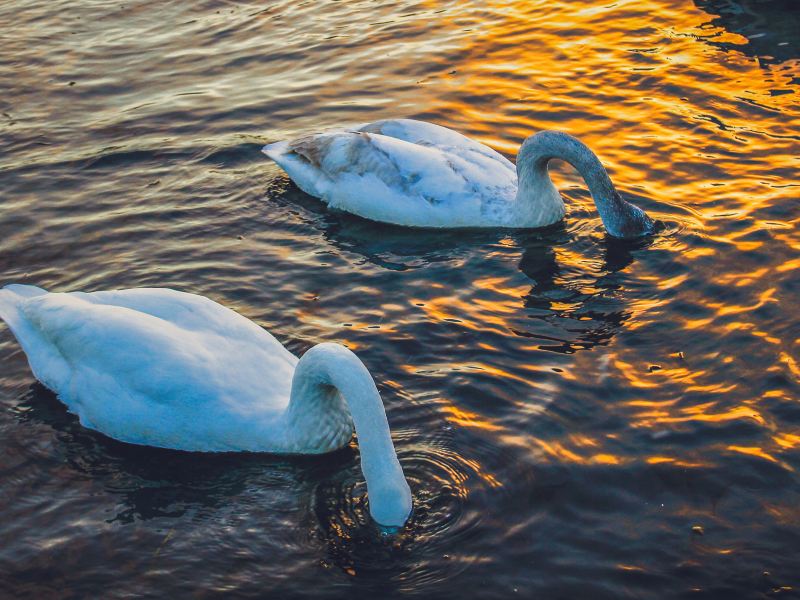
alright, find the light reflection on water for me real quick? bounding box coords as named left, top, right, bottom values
left=0, top=0, right=798, bottom=597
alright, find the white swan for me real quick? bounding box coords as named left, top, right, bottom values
left=263, top=118, right=655, bottom=238
left=0, top=284, right=412, bottom=527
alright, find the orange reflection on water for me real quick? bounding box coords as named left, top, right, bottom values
left=442, top=404, right=504, bottom=433
left=410, top=295, right=509, bottom=336
left=773, top=433, right=800, bottom=450
left=334, top=0, right=799, bottom=478
left=726, top=445, right=781, bottom=464
left=646, top=456, right=709, bottom=468
left=631, top=403, right=765, bottom=428
left=421, top=0, right=798, bottom=229
left=534, top=439, right=628, bottom=466
left=779, top=352, right=800, bottom=381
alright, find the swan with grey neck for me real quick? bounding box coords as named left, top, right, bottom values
left=0, top=284, right=412, bottom=527
left=263, top=119, right=654, bottom=238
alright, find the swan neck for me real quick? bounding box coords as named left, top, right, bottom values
left=288, top=343, right=411, bottom=527
left=517, top=131, right=654, bottom=238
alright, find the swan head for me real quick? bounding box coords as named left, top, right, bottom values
left=602, top=191, right=656, bottom=239
left=368, top=476, right=413, bottom=529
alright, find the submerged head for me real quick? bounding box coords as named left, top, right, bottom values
left=601, top=190, right=656, bottom=239
left=368, top=477, right=413, bottom=528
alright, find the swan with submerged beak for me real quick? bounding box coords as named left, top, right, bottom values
left=263, top=119, right=654, bottom=238
left=0, top=285, right=412, bottom=528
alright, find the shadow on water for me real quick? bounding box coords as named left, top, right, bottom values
left=268, top=178, right=538, bottom=270
left=13, top=383, right=357, bottom=524
left=695, top=0, right=800, bottom=64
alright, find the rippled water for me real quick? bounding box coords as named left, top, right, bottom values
left=1, top=0, right=798, bottom=597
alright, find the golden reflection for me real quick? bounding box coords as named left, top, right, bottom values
left=591, top=454, right=621, bottom=465
left=349, top=0, right=798, bottom=514
left=410, top=295, right=509, bottom=336
left=773, top=433, right=800, bottom=450
left=647, top=456, right=709, bottom=468
left=779, top=352, right=800, bottom=380
left=441, top=405, right=504, bottom=432
left=533, top=439, right=629, bottom=466
left=461, top=456, right=503, bottom=489
left=763, top=503, right=800, bottom=526
left=410, top=0, right=800, bottom=265
left=631, top=404, right=765, bottom=428
left=726, top=445, right=780, bottom=464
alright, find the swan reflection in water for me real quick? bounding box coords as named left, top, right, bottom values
left=297, top=203, right=654, bottom=356
left=13, top=383, right=352, bottom=524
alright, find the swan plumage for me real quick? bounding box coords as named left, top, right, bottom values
left=263, top=118, right=654, bottom=238
left=0, top=284, right=412, bottom=526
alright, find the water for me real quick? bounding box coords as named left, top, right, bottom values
left=0, top=0, right=798, bottom=597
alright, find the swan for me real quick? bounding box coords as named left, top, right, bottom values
left=263, top=118, right=655, bottom=238
left=0, top=284, right=412, bottom=527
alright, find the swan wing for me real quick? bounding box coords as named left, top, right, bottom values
left=77, top=288, right=293, bottom=355
left=264, top=126, right=517, bottom=227
left=1, top=286, right=297, bottom=450
left=357, top=119, right=516, bottom=175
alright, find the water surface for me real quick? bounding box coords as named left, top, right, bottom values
left=0, top=0, right=798, bottom=598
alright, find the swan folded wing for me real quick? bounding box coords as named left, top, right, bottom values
left=283, top=130, right=515, bottom=227
left=20, top=293, right=223, bottom=403
left=357, top=119, right=516, bottom=176
left=73, top=288, right=295, bottom=366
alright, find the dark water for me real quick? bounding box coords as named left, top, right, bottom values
left=1, top=0, right=798, bottom=598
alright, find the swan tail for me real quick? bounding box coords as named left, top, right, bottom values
left=0, top=285, right=48, bottom=333
left=0, top=284, right=67, bottom=392
left=262, top=140, right=291, bottom=161
left=262, top=139, right=331, bottom=200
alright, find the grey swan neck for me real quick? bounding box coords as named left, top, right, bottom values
left=516, top=131, right=654, bottom=238
left=286, top=342, right=412, bottom=527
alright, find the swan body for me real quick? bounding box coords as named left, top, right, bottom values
left=263, top=118, right=654, bottom=238
left=0, top=284, right=412, bottom=526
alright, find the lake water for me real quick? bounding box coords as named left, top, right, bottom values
left=0, top=0, right=798, bottom=598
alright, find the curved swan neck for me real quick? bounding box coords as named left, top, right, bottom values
left=288, top=343, right=412, bottom=527
left=516, top=131, right=654, bottom=238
